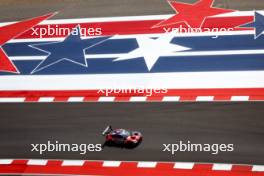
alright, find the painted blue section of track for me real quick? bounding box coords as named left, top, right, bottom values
left=4, top=35, right=264, bottom=56
left=1, top=34, right=264, bottom=75
left=0, top=54, right=262, bottom=75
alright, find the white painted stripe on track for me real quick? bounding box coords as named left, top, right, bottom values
left=0, top=14, right=173, bottom=27
left=162, top=96, right=180, bottom=101
left=212, top=164, right=233, bottom=171
left=40, top=14, right=174, bottom=24
left=196, top=96, right=215, bottom=101
left=68, top=97, right=85, bottom=102
left=84, top=49, right=264, bottom=59
left=130, top=96, right=147, bottom=102
left=98, top=97, right=115, bottom=102
left=10, top=48, right=264, bottom=61
left=252, top=165, right=264, bottom=172
left=27, top=159, right=48, bottom=165
left=11, top=56, right=47, bottom=61
left=0, top=98, right=25, bottom=102
left=102, top=161, right=121, bottom=167
left=62, top=160, right=85, bottom=166
left=1, top=71, right=263, bottom=90
left=174, top=162, right=194, bottom=169
left=213, top=10, right=264, bottom=17
left=7, top=30, right=255, bottom=44
left=137, top=162, right=157, bottom=168
left=0, top=159, right=13, bottom=164
left=231, top=96, right=250, bottom=101
left=38, top=97, right=55, bottom=102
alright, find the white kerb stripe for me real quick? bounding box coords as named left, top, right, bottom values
left=62, top=160, right=85, bottom=166
left=231, top=96, right=250, bottom=101
left=27, top=159, right=48, bottom=165
left=252, top=165, right=264, bottom=172
left=162, top=96, right=180, bottom=101
left=40, top=14, right=173, bottom=24
left=98, top=97, right=115, bottom=102
left=1, top=71, right=263, bottom=90
left=38, top=97, right=55, bottom=102
left=0, top=98, right=25, bottom=102
left=212, top=164, right=232, bottom=171
left=0, top=159, right=13, bottom=164
left=68, top=97, right=85, bottom=102
left=130, top=96, right=147, bottom=102
left=137, top=162, right=157, bottom=168
left=174, top=162, right=194, bottom=169
left=196, top=96, right=214, bottom=101
left=102, top=161, right=121, bottom=167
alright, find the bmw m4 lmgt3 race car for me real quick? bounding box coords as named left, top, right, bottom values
left=102, top=126, right=142, bottom=148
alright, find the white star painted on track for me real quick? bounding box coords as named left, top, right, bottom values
left=113, top=32, right=190, bottom=71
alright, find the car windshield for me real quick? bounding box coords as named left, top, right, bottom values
left=120, top=130, right=130, bottom=136
left=113, top=129, right=130, bottom=136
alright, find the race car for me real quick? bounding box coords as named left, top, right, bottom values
left=102, top=126, right=142, bottom=147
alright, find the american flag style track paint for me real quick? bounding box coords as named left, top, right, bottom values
left=0, top=0, right=264, bottom=102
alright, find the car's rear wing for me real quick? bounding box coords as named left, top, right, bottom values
left=102, top=125, right=112, bottom=136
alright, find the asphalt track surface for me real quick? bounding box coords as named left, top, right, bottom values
left=0, top=103, right=264, bottom=165
left=0, top=0, right=264, bottom=22
left=0, top=0, right=264, bottom=167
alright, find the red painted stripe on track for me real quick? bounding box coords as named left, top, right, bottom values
left=0, top=160, right=263, bottom=176
left=16, top=16, right=254, bottom=39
